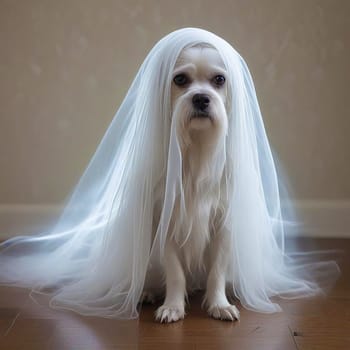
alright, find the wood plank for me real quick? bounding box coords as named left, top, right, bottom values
left=0, top=238, right=349, bottom=349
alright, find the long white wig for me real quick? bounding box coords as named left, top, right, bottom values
left=0, top=28, right=337, bottom=318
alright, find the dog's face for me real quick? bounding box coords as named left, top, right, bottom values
left=171, top=45, right=228, bottom=134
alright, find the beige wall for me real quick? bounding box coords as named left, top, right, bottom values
left=0, top=0, right=349, bottom=206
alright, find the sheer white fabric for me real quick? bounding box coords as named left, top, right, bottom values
left=0, top=28, right=338, bottom=318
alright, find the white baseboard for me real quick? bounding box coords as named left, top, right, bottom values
left=291, top=200, right=350, bottom=238
left=0, top=200, right=349, bottom=240
left=0, top=204, right=63, bottom=240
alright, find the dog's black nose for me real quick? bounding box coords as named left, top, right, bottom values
left=192, top=94, right=210, bottom=111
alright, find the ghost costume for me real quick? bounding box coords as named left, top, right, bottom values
left=0, top=28, right=338, bottom=318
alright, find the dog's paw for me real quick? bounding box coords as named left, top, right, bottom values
left=140, top=291, right=156, bottom=304
left=207, top=304, right=240, bottom=321
left=155, top=304, right=185, bottom=323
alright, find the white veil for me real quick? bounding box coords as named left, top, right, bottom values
left=0, top=28, right=338, bottom=318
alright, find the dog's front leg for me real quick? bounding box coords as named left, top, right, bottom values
left=204, top=229, right=239, bottom=321
left=155, top=239, right=186, bottom=323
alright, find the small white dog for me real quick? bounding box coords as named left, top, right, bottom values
left=150, top=44, right=239, bottom=323
left=0, top=29, right=327, bottom=322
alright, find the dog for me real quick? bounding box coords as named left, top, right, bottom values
left=144, top=44, right=240, bottom=323
left=0, top=28, right=325, bottom=324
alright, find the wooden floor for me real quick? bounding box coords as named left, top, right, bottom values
left=0, top=239, right=349, bottom=350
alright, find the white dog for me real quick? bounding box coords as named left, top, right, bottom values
left=0, top=28, right=325, bottom=323
left=149, top=44, right=239, bottom=323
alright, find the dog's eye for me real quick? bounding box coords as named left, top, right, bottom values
left=213, top=75, right=226, bottom=87
left=173, top=74, right=189, bottom=87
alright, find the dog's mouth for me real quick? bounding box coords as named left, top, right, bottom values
left=190, top=111, right=213, bottom=122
